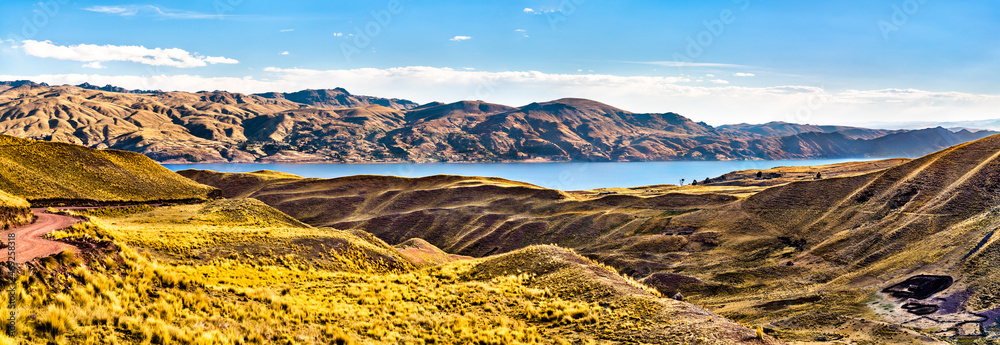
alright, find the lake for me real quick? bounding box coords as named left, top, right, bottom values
left=164, top=158, right=883, bottom=191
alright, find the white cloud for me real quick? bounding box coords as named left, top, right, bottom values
left=84, top=5, right=236, bottom=19
left=626, top=61, right=755, bottom=69
left=280, top=29, right=295, bottom=32
left=705, top=74, right=715, bottom=77
left=709, top=79, right=729, bottom=84
left=203, top=56, right=238, bottom=64
left=81, top=61, right=106, bottom=69
left=7, top=67, right=999, bottom=126
left=333, top=32, right=344, bottom=37
left=18, top=40, right=238, bottom=68
left=463, top=67, right=475, bottom=71
left=515, top=29, right=529, bottom=37
left=280, top=51, right=290, bottom=55
left=84, top=6, right=132, bottom=15
left=522, top=8, right=556, bottom=14
left=733, top=72, right=756, bottom=77
left=450, top=36, right=472, bottom=42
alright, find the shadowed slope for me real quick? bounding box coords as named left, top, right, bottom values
left=462, top=245, right=782, bottom=344
left=180, top=170, right=736, bottom=258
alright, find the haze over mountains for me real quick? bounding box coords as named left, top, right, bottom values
left=0, top=81, right=994, bottom=163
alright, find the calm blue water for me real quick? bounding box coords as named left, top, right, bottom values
left=164, top=159, right=883, bottom=191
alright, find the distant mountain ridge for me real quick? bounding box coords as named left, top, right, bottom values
left=255, top=88, right=420, bottom=110
left=718, top=121, right=904, bottom=140
left=0, top=81, right=994, bottom=163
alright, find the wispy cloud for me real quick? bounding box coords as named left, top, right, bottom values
left=733, top=72, right=756, bottom=77
left=280, top=29, right=294, bottom=32
left=280, top=51, right=289, bottom=55
left=450, top=36, right=472, bottom=42
left=19, top=40, right=238, bottom=68
left=625, top=61, right=755, bottom=69
left=81, top=61, right=106, bottom=69
left=709, top=79, right=729, bottom=84
left=515, top=29, right=528, bottom=37
left=332, top=32, right=344, bottom=37
left=84, top=5, right=239, bottom=20
left=523, top=8, right=535, bottom=13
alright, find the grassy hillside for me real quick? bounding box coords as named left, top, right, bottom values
left=646, top=133, right=1000, bottom=342
left=178, top=171, right=737, bottom=258
left=0, top=134, right=216, bottom=202
left=3, top=201, right=778, bottom=344
left=0, top=189, right=31, bottom=229
left=181, top=141, right=1000, bottom=342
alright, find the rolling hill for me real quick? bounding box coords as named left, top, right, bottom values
left=0, top=82, right=993, bottom=163
left=0, top=134, right=216, bottom=203
left=183, top=134, right=1000, bottom=342
left=0, top=150, right=780, bottom=344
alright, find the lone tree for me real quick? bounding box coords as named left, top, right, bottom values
left=691, top=179, right=698, bottom=186
left=756, top=171, right=763, bottom=179
left=816, top=172, right=823, bottom=179
left=680, top=178, right=685, bottom=186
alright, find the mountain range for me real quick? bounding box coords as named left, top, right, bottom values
left=0, top=81, right=995, bottom=163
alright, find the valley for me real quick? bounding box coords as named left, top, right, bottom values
left=0, top=135, right=782, bottom=344
left=3, top=119, right=1000, bottom=343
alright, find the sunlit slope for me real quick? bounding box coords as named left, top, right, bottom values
left=0, top=188, right=31, bottom=229
left=180, top=171, right=736, bottom=257
left=9, top=201, right=782, bottom=344
left=61, top=199, right=414, bottom=272
left=0, top=134, right=216, bottom=202
left=176, top=169, right=304, bottom=199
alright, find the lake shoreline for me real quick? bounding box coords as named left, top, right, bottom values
left=165, top=158, right=891, bottom=191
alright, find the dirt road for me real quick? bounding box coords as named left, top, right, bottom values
left=2, top=208, right=81, bottom=264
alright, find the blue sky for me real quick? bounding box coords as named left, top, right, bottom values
left=0, top=0, right=998, bottom=126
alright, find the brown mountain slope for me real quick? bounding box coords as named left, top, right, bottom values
left=2, top=83, right=995, bottom=163
left=255, top=87, right=419, bottom=110
left=719, top=121, right=902, bottom=140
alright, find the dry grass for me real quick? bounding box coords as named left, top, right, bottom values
left=0, top=189, right=32, bottom=230
left=3, top=202, right=775, bottom=344
left=0, top=134, right=216, bottom=202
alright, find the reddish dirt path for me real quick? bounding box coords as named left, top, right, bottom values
left=2, top=208, right=81, bottom=264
